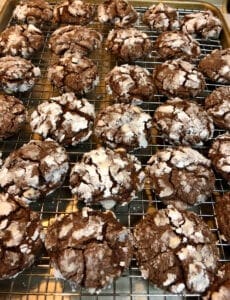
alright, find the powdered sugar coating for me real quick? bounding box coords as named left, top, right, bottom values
left=215, top=192, right=230, bottom=243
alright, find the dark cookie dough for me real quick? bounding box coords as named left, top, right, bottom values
left=45, top=208, right=133, bottom=292
left=53, top=0, right=95, bottom=25
left=105, top=28, right=153, bottom=62
left=134, top=206, right=219, bottom=294
left=70, top=147, right=145, bottom=209
left=205, top=86, right=230, bottom=130
left=0, top=56, right=40, bottom=94
left=153, top=59, right=206, bottom=98
left=0, top=139, right=69, bottom=202
left=153, top=97, right=214, bottom=146
left=94, top=103, right=152, bottom=150
left=215, top=192, right=230, bottom=242
left=145, top=146, right=215, bottom=208
left=30, top=92, right=95, bottom=146
left=105, top=64, right=155, bottom=104
left=98, top=0, right=138, bottom=28
left=199, top=48, right=230, bottom=84
left=143, top=3, right=179, bottom=32
left=0, top=193, right=43, bottom=279
left=49, top=25, right=102, bottom=57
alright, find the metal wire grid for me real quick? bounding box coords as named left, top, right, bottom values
left=0, top=1, right=229, bottom=299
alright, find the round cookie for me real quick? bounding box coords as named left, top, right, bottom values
left=181, top=10, right=222, bottom=39
left=94, top=103, right=152, bottom=150
left=154, top=31, right=200, bottom=60
left=205, top=86, right=230, bottom=130
left=105, top=64, right=155, bottom=104
left=49, top=25, right=102, bottom=57
left=153, top=59, right=206, bottom=98
left=215, top=192, right=230, bottom=242
left=134, top=206, right=219, bottom=294
left=209, top=133, right=230, bottom=184
left=105, top=28, right=153, bottom=62
left=70, top=147, right=145, bottom=209
left=143, top=3, right=179, bottom=32
left=53, top=0, right=95, bottom=25
left=0, top=56, right=40, bottom=94
left=153, top=97, right=214, bottom=146
left=98, top=0, right=138, bottom=28
left=145, top=146, right=215, bottom=208
left=0, top=94, right=27, bottom=139
left=0, top=139, right=69, bottom=202
left=13, top=0, right=53, bottom=26
left=0, top=193, right=43, bottom=279
left=30, top=92, right=95, bottom=146
left=47, top=54, right=99, bottom=94
left=45, top=207, right=133, bottom=292
left=199, top=48, right=230, bottom=84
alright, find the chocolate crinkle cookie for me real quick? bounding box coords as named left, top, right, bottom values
left=53, top=0, right=95, bottom=25
left=153, top=59, right=206, bottom=98
left=98, top=0, right=138, bottom=28
left=49, top=25, right=102, bottom=57
left=199, top=48, right=230, bottom=84
left=47, top=54, right=99, bottom=94
left=143, top=3, right=179, bottom=32
left=105, top=64, right=154, bottom=104
left=153, top=97, right=214, bottom=146
left=30, top=92, right=95, bottom=146
left=146, top=146, right=215, bottom=209
left=70, top=147, right=145, bottom=209
left=154, top=31, right=201, bottom=60
left=0, top=56, right=40, bottom=94
left=13, top=0, right=53, bottom=26
left=105, top=28, right=153, bottom=62
left=45, top=208, right=133, bottom=293
left=0, top=139, right=69, bottom=202
left=0, top=24, right=44, bottom=59
left=205, top=86, right=230, bottom=130
left=134, top=205, right=219, bottom=294
left=215, top=192, right=230, bottom=243
left=0, top=94, right=27, bottom=139
left=209, top=132, right=230, bottom=184
left=94, top=103, right=152, bottom=150
left=181, top=10, right=222, bottom=39
left=0, top=193, right=43, bottom=279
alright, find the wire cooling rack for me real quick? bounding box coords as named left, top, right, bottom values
left=0, top=1, right=229, bottom=299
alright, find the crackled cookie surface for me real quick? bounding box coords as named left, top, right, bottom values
left=134, top=206, right=219, bottom=294
left=215, top=192, right=230, bottom=242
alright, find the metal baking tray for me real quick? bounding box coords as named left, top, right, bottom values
left=0, top=0, right=229, bottom=299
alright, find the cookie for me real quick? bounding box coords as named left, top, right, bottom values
left=0, top=24, right=44, bottom=59
left=199, top=48, right=230, bottom=84
left=153, top=97, right=214, bottom=146
left=205, top=86, right=230, bottom=130
left=70, top=147, right=145, bottom=209
left=181, top=10, right=222, bottom=39
left=0, top=94, right=27, bottom=139
left=94, top=103, right=152, bottom=150
left=209, top=133, right=230, bottom=184
left=49, top=25, right=102, bottom=57
left=153, top=59, right=206, bottom=98
left=98, top=0, right=138, bottom=28
left=134, top=206, right=219, bottom=294
left=45, top=208, right=133, bottom=292
left=143, top=3, right=179, bottom=32
left=154, top=31, right=200, bottom=60
left=0, top=193, right=43, bottom=279
left=47, top=54, right=99, bottom=94
left=0, top=56, right=40, bottom=94
left=30, top=92, right=95, bottom=146
left=13, top=0, right=53, bottom=26
left=105, top=64, right=155, bottom=104
left=0, top=139, right=69, bottom=202
left=105, top=28, right=153, bottom=61
left=215, top=192, right=230, bottom=242
left=53, top=0, right=95, bottom=25
left=146, top=146, right=215, bottom=208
